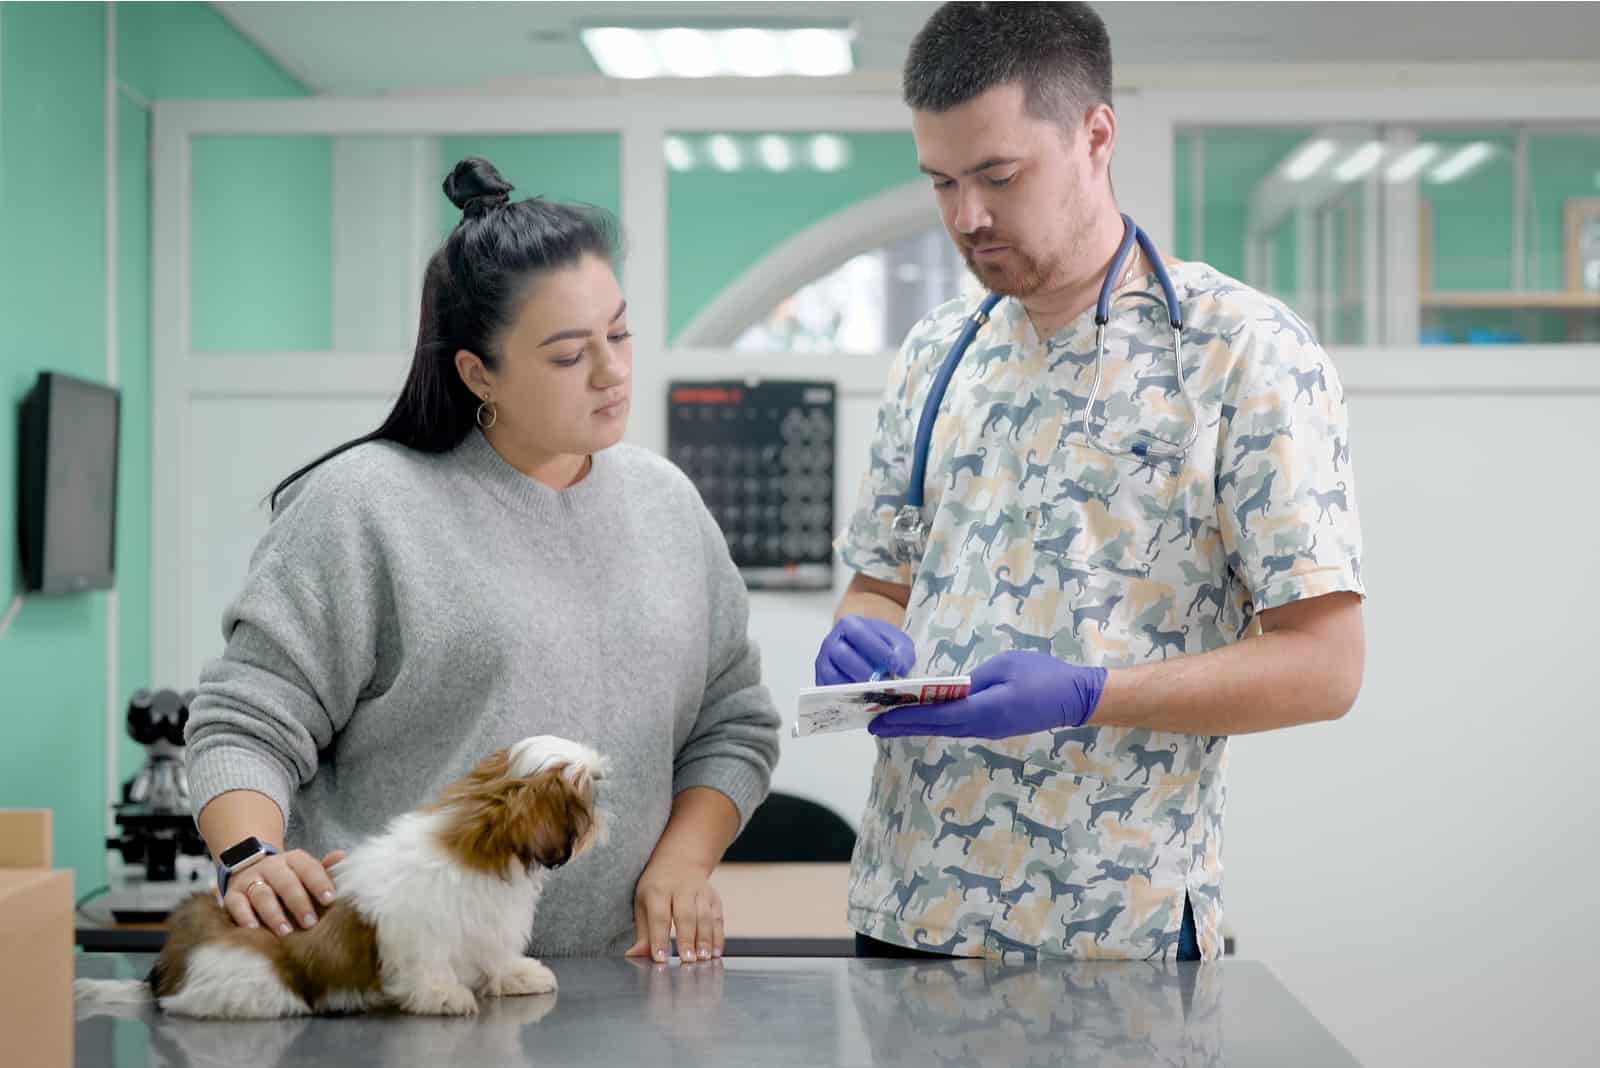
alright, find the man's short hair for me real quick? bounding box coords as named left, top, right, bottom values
left=903, top=2, right=1113, bottom=125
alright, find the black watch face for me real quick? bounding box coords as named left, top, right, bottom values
left=219, top=838, right=262, bottom=867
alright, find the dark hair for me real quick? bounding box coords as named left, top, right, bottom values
left=903, top=2, right=1113, bottom=125
left=270, top=158, right=618, bottom=509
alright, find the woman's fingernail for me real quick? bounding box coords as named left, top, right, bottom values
left=302, top=914, right=317, bottom=927
left=712, top=947, right=722, bottom=959
left=320, top=891, right=335, bottom=903
left=278, top=923, right=292, bottom=935
left=653, top=949, right=666, bottom=963
left=245, top=920, right=259, bottom=929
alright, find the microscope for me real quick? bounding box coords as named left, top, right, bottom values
left=102, top=688, right=212, bottom=921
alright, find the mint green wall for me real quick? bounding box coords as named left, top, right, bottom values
left=0, top=0, right=307, bottom=897
left=666, top=131, right=918, bottom=340
left=436, top=136, right=622, bottom=241
left=0, top=1, right=111, bottom=890
left=118, top=1, right=304, bottom=99
left=119, top=2, right=328, bottom=354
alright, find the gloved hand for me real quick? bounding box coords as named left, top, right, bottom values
left=815, top=615, right=917, bottom=686
left=867, top=650, right=1106, bottom=739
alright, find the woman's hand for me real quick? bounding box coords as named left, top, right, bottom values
left=222, top=849, right=347, bottom=936
left=626, top=857, right=724, bottom=964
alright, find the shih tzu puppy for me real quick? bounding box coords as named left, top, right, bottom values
left=76, top=735, right=606, bottom=1018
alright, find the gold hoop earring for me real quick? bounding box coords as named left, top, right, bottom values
left=476, top=397, right=497, bottom=430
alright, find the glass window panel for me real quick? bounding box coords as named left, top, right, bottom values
left=1325, top=189, right=1366, bottom=346
left=191, top=134, right=334, bottom=351
left=434, top=135, right=622, bottom=240
left=1182, top=123, right=1600, bottom=345
left=1420, top=130, right=1517, bottom=293
left=1173, top=130, right=1194, bottom=260
left=1418, top=126, right=1599, bottom=344
left=1176, top=125, right=1377, bottom=345
left=666, top=131, right=919, bottom=344
left=734, top=225, right=971, bottom=355
left=1530, top=132, right=1600, bottom=292
left=189, top=134, right=621, bottom=353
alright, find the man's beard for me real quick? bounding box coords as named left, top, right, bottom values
left=960, top=241, right=1055, bottom=298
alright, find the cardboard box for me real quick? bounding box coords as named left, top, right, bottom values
left=0, top=810, right=73, bottom=1068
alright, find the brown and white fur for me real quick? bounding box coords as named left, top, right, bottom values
left=76, top=735, right=606, bottom=1018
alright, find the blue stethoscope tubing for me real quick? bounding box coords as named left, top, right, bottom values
left=892, top=214, right=1200, bottom=564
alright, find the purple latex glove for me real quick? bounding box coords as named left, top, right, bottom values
left=815, top=615, right=917, bottom=686
left=868, top=650, right=1107, bottom=739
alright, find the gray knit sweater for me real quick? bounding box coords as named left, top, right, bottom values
left=185, top=431, right=781, bottom=956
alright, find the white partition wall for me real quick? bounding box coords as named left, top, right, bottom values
left=154, top=85, right=1600, bottom=1067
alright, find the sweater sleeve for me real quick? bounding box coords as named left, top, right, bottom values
left=670, top=502, right=782, bottom=832
left=184, top=472, right=384, bottom=828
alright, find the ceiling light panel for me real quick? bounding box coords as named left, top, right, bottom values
left=582, top=26, right=855, bottom=79
left=661, top=134, right=854, bottom=174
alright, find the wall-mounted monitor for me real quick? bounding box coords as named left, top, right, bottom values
left=16, top=371, right=121, bottom=594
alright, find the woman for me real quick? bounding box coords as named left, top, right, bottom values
left=185, top=157, right=780, bottom=963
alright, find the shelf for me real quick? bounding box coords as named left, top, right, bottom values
left=1420, top=291, right=1600, bottom=310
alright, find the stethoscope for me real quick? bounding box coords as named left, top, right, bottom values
left=892, top=214, right=1200, bottom=565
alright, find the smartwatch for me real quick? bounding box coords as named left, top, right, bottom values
left=216, top=835, right=279, bottom=897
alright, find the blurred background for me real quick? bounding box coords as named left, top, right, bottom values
left=2, top=3, right=1598, bottom=1064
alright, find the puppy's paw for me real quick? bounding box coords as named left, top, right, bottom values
left=401, top=981, right=479, bottom=1016
left=488, top=958, right=558, bottom=997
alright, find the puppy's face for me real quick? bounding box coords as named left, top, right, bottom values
left=431, top=736, right=607, bottom=878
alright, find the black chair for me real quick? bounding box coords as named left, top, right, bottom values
left=723, top=791, right=856, bottom=863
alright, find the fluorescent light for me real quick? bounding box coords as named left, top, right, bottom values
left=809, top=134, right=848, bottom=172
left=1285, top=139, right=1336, bottom=181
left=785, top=29, right=853, bottom=77
left=1383, top=143, right=1440, bottom=183
left=663, top=136, right=695, bottom=172
left=707, top=135, right=742, bottom=172
left=1427, top=142, right=1495, bottom=183
left=657, top=28, right=718, bottom=78
left=757, top=135, right=793, bottom=172
left=1333, top=141, right=1384, bottom=182
left=721, top=29, right=784, bottom=78
left=581, top=26, right=854, bottom=79
left=580, top=28, right=659, bottom=79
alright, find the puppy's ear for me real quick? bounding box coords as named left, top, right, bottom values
left=432, top=749, right=605, bottom=878
left=506, top=764, right=604, bottom=872
left=430, top=749, right=541, bottom=876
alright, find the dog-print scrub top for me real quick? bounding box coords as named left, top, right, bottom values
left=837, top=261, right=1365, bottom=961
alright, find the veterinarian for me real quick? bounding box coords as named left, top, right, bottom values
left=816, top=2, right=1365, bottom=961
left=185, top=157, right=781, bottom=965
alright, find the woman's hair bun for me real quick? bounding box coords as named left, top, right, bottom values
left=443, top=157, right=514, bottom=218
